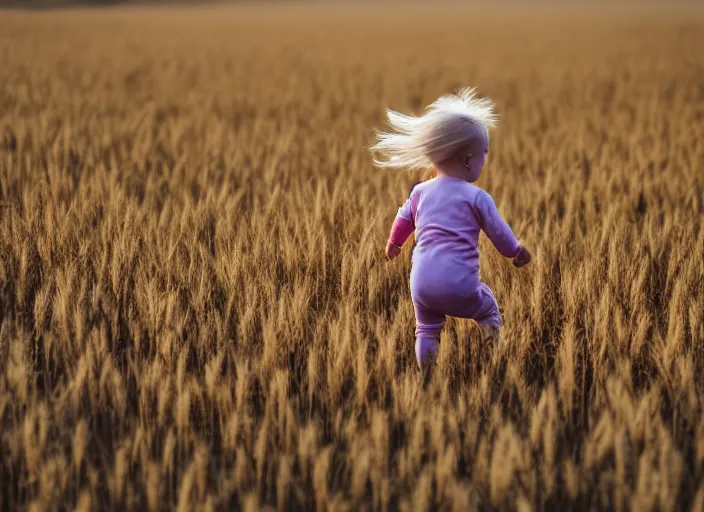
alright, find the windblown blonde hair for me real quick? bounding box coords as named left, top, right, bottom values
left=370, top=87, right=498, bottom=170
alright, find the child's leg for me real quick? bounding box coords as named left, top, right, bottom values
left=444, top=282, right=502, bottom=348
left=472, top=284, right=502, bottom=366
left=470, top=282, right=503, bottom=333
left=413, top=302, right=446, bottom=380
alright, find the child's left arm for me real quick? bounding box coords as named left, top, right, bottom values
left=475, top=190, right=523, bottom=259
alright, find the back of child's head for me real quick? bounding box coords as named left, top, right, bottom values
left=370, top=87, right=498, bottom=170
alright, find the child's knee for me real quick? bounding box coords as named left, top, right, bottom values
left=475, top=301, right=503, bottom=329
left=476, top=284, right=502, bottom=327
left=485, top=314, right=503, bottom=328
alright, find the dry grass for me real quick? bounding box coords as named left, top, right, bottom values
left=1, top=2, right=703, bottom=510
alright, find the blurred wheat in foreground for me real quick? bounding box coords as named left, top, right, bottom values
left=1, top=2, right=703, bottom=510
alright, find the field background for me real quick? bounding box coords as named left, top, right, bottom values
left=1, top=1, right=703, bottom=510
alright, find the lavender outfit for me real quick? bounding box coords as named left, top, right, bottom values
left=392, top=176, right=521, bottom=370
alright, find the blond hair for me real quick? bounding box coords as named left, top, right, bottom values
left=370, top=87, right=498, bottom=170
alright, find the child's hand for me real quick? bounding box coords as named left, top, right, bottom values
left=386, top=241, right=401, bottom=261
left=513, top=245, right=531, bottom=267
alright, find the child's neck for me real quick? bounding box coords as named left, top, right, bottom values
left=435, top=166, right=472, bottom=182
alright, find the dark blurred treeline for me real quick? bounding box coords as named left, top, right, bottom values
left=0, top=0, right=232, bottom=7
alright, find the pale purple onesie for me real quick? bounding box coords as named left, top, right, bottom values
left=395, top=176, right=521, bottom=364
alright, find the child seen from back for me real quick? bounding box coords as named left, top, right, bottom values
left=370, top=87, right=531, bottom=380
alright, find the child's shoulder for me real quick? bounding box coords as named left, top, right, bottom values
left=468, top=183, right=488, bottom=198
left=409, top=178, right=487, bottom=199
left=409, top=177, right=439, bottom=194
left=456, top=182, right=492, bottom=208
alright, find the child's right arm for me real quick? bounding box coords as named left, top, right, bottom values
left=386, top=216, right=414, bottom=260
left=386, top=184, right=418, bottom=261
left=475, top=190, right=531, bottom=266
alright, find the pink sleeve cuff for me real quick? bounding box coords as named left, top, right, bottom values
left=389, top=216, right=415, bottom=247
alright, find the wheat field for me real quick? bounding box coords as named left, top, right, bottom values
left=0, top=2, right=703, bottom=510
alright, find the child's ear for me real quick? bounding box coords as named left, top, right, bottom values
left=464, top=154, right=473, bottom=168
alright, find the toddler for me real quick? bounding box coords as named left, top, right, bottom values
left=370, top=87, right=531, bottom=378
